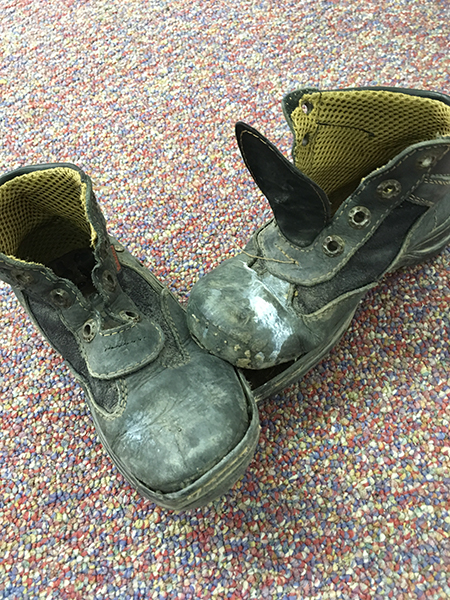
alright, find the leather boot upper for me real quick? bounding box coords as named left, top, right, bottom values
left=0, top=164, right=260, bottom=509
left=187, top=88, right=450, bottom=382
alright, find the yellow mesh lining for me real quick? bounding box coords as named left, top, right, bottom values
left=0, top=167, right=93, bottom=265
left=290, top=90, right=450, bottom=209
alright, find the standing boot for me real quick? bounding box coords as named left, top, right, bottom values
left=0, top=163, right=259, bottom=510
left=187, top=86, right=450, bottom=400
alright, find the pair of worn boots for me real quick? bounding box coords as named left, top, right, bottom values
left=2, top=86, right=450, bottom=510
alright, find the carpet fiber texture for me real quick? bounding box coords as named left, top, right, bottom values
left=1, top=1, right=449, bottom=598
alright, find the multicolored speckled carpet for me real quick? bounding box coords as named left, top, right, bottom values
left=1, top=1, right=450, bottom=598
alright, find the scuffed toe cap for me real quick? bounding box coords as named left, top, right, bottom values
left=187, top=257, right=306, bottom=369
left=105, top=355, right=252, bottom=496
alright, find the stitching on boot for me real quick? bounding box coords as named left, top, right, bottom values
left=240, top=248, right=297, bottom=264
left=98, top=321, right=137, bottom=337
left=273, top=244, right=299, bottom=265
left=423, top=176, right=450, bottom=185
left=301, top=284, right=375, bottom=322
left=391, top=211, right=450, bottom=265
left=78, top=329, right=163, bottom=378
left=408, top=193, right=435, bottom=207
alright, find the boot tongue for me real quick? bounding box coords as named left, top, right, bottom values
left=235, top=122, right=331, bottom=247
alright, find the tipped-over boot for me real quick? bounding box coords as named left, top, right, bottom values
left=187, top=86, right=450, bottom=400
left=0, top=163, right=259, bottom=510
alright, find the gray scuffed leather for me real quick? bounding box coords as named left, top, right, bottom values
left=187, top=251, right=369, bottom=369
left=77, top=314, right=165, bottom=379
left=188, top=256, right=307, bottom=368
left=98, top=350, right=249, bottom=493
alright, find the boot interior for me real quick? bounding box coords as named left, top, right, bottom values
left=289, top=90, right=450, bottom=211
left=0, top=167, right=93, bottom=266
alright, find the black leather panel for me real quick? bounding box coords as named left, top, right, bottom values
left=293, top=201, right=428, bottom=314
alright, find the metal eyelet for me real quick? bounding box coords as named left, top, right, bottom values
left=101, top=270, right=116, bottom=292
left=50, top=288, right=74, bottom=309
left=120, top=309, right=140, bottom=323
left=82, top=319, right=97, bottom=342
left=348, top=206, right=371, bottom=229
left=376, top=179, right=402, bottom=200
left=323, top=235, right=345, bottom=257
left=301, top=101, right=313, bottom=115
left=416, top=154, right=438, bottom=169
left=13, top=271, right=34, bottom=287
